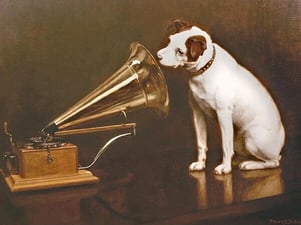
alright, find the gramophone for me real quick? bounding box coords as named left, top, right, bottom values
left=1, top=42, right=169, bottom=192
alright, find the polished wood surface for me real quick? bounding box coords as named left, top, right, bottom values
left=2, top=169, right=99, bottom=193
left=1, top=144, right=300, bottom=225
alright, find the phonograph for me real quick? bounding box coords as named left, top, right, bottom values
left=1, top=42, right=169, bottom=192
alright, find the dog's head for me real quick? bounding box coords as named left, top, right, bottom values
left=157, top=19, right=213, bottom=71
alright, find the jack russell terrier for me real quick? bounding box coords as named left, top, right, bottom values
left=157, top=20, right=285, bottom=175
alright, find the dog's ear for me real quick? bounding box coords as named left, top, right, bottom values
left=167, top=19, right=192, bottom=34
left=185, top=35, right=207, bottom=61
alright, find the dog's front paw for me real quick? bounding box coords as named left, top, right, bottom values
left=189, top=161, right=206, bottom=171
left=214, top=163, right=232, bottom=175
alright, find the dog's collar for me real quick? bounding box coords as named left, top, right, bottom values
left=190, top=45, right=216, bottom=76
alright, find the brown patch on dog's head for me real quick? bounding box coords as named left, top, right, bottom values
left=167, top=19, right=193, bottom=34
left=185, top=35, right=207, bottom=61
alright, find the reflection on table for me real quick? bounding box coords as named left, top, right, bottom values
left=191, top=168, right=284, bottom=209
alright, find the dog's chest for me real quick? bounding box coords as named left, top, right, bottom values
left=189, top=77, right=217, bottom=117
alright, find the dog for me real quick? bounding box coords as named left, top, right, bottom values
left=157, top=20, right=285, bottom=175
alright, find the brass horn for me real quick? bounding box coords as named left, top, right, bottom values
left=41, top=42, right=169, bottom=137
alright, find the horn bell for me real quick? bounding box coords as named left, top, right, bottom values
left=42, top=42, right=169, bottom=136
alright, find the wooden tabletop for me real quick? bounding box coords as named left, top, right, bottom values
left=1, top=143, right=300, bottom=225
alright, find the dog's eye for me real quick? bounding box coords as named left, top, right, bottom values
left=176, top=48, right=184, bottom=56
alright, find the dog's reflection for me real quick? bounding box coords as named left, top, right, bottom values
left=190, top=171, right=208, bottom=209
left=190, top=168, right=283, bottom=208
left=214, top=173, right=234, bottom=205
left=238, top=169, right=284, bottom=201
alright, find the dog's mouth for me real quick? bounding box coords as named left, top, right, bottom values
left=158, top=60, right=196, bottom=71
left=157, top=59, right=178, bottom=68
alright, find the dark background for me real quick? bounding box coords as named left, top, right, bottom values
left=0, top=0, right=300, bottom=169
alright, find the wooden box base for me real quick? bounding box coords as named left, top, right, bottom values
left=16, top=143, right=79, bottom=178
left=1, top=169, right=99, bottom=192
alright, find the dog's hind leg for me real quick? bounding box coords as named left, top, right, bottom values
left=239, top=159, right=280, bottom=170
left=239, top=127, right=283, bottom=170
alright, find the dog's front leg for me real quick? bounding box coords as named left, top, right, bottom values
left=189, top=97, right=208, bottom=171
left=215, top=109, right=234, bottom=174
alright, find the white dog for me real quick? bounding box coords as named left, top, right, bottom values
left=157, top=20, right=285, bottom=175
